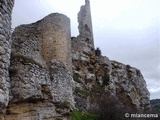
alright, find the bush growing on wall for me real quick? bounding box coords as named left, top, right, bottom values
left=71, top=110, right=98, bottom=120
left=103, top=73, right=110, bottom=86
left=95, top=47, right=102, bottom=56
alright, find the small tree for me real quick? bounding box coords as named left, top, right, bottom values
left=95, top=47, right=102, bottom=56
left=103, top=73, right=110, bottom=86
left=90, top=93, right=133, bottom=120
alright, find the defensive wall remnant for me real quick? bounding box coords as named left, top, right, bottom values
left=0, top=0, right=14, bottom=112
left=12, top=13, right=72, bottom=72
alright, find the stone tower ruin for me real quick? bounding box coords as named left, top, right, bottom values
left=78, top=0, right=94, bottom=52
left=12, top=13, right=72, bottom=72
left=71, top=0, right=95, bottom=63
left=38, top=13, right=72, bottom=71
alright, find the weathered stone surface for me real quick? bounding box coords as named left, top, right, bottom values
left=0, top=102, right=71, bottom=120
left=71, top=0, right=95, bottom=65
left=109, top=61, right=151, bottom=112
left=0, top=9, right=75, bottom=119
left=10, top=12, right=75, bottom=106
left=9, top=57, right=51, bottom=103
left=12, top=13, right=72, bottom=72
left=71, top=1, right=151, bottom=114
left=78, top=0, right=94, bottom=50
left=49, top=60, right=75, bottom=107
left=72, top=56, right=151, bottom=115
left=0, top=0, right=14, bottom=112
left=38, top=13, right=72, bottom=72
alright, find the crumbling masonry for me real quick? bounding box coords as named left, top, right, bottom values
left=0, top=0, right=14, bottom=112
left=12, top=13, right=72, bottom=71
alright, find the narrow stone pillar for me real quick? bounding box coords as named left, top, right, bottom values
left=78, top=0, right=94, bottom=51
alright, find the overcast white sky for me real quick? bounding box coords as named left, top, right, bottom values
left=12, top=0, right=160, bottom=100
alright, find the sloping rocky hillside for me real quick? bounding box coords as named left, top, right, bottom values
left=151, top=99, right=160, bottom=114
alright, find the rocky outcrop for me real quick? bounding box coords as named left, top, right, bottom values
left=2, top=57, right=74, bottom=119
left=71, top=1, right=151, bottom=117
left=109, top=61, right=151, bottom=112
left=3, top=58, right=73, bottom=120
left=150, top=99, right=160, bottom=116
left=72, top=56, right=151, bottom=119
left=2, top=102, right=71, bottom=120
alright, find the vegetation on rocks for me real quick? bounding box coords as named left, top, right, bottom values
left=71, top=110, right=98, bottom=120
left=75, top=87, right=89, bottom=98
left=12, top=53, right=43, bottom=68
left=58, top=101, right=70, bottom=109
left=95, top=47, right=101, bottom=56
left=73, top=73, right=82, bottom=83
left=102, top=73, right=110, bottom=86
left=150, top=99, right=160, bottom=114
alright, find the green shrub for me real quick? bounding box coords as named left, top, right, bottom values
left=73, top=73, right=82, bottom=83
left=91, top=84, right=103, bottom=93
left=58, top=101, right=70, bottom=108
left=95, top=47, right=101, bottom=56
left=103, top=74, right=110, bottom=86
left=14, top=53, right=43, bottom=68
left=75, top=88, right=89, bottom=98
left=85, top=78, right=93, bottom=83
left=71, top=110, right=98, bottom=120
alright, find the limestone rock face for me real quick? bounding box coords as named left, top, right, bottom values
left=71, top=0, right=151, bottom=115
left=1, top=102, right=71, bottom=120
left=72, top=55, right=151, bottom=115
left=49, top=60, right=75, bottom=107
left=109, top=61, right=151, bottom=112
left=9, top=55, right=51, bottom=103
left=4, top=57, right=74, bottom=120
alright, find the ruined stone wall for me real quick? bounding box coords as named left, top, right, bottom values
left=11, top=13, right=75, bottom=106
left=12, top=13, right=72, bottom=72
left=0, top=0, right=14, bottom=112
left=12, top=23, right=47, bottom=68
left=0, top=9, right=75, bottom=119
